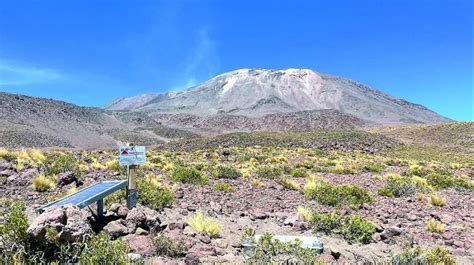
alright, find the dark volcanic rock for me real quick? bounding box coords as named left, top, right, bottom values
left=27, top=205, right=91, bottom=242
left=104, top=220, right=129, bottom=238
left=122, top=234, right=156, bottom=256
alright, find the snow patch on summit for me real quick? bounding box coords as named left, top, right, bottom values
left=221, top=76, right=238, bottom=94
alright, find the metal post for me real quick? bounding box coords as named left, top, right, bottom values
left=127, top=165, right=137, bottom=208
left=127, top=143, right=137, bottom=209
left=97, top=198, right=104, bottom=217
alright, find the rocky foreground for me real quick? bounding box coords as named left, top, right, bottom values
left=0, top=144, right=473, bottom=264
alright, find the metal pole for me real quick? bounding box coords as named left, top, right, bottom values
left=97, top=198, right=104, bottom=217
left=126, top=143, right=137, bottom=209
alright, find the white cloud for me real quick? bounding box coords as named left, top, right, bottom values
left=172, top=28, right=220, bottom=91
left=171, top=77, right=200, bottom=92
left=0, top=60, right=64, bottom=86
left=185, top=28, right=218, bottom=74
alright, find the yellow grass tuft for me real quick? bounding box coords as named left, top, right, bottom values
left=428, top=194, right=446, bottom=207
left=426, top=219, right=445, bottom=234
left=296, top=206, right=312, bottom=221
left=28, top=149, right=47, bottom=164
left=186, top=210, right=221, bottom=238
left=279, top=178, right=300, bottom=190
left=372, top=175, right=383, bottom=180
left=91, top=162, right=107, bottom=170
left=79, top=164, right=90, bottom=172
left=251, top=178, right=264, bottom=187
left=33, top=174, right=56, bottom=192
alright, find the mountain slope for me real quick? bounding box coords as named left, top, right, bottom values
left=106, top=68, right=451, bottom=125
left=0, top=92, right=164, bottom=148
left=150, top=109, right=369, bottom=134
left=0, top=92, right=374, bottom=148
left=372, top=122, right=474, bottom=153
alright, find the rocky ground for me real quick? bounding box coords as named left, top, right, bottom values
left=1, top=142, right=473, bottom=264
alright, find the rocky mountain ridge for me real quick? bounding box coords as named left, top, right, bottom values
left=106, top=68, right=451, bottom=125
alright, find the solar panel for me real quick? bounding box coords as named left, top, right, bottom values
left=40, top=180, right=128, bottom=213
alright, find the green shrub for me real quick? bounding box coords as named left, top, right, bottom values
left=0, top=201, right=30, bottom=263
left=0, top=200, right=29, bottom=246
left=426, top=173, right=474, bottom=192
left=340, top=215, right=376, bottom=243
left=378, top=174, right=430, bottom=197
left=290, top=168, right=309, bottom=178
left=242, top=230, right=323, bottom=264
left=426, top=173, right=454, bottom=190
left=170, top=166, right=209, bottom=185
left=452, top=177, right=474, bottom=192
left=137, top=175, right=175, bottom=210
left=154, top=234, right=187, bottom=258
left=378, top=187, right=394, bottom=197
left=360, top=163, right=385, bottom=173
left=310, top=212, right=375, bottom=244
left=46, top=154, right=82, bottom=183
left=256, top=165, right=284, bottom=179
left=0, top=201, right=130, bottom=264
left=213, top=183, right=234, bottom=192
left=79, top=232, right=130, bottom=264
left=213, top=166, right=242, bottom=179
left=392, top=245, right=456, bottom=265
left=310, top=211, right=341, bottom=234
left=304, top=180, right=373, bottom=207
left=0, top=200, right=81, bottom=263
left=46, top=154, right=80, bottom=175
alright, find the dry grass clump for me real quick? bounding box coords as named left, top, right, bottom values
left=186, top=210, right=221, bottom=238
left=91, top=162, right=107, bottom=170
left=105, top=160, right=120, bottom=171
left=32, top=174, right=56, bottom=192
left=251, top=178, right=264, bottom=187
left=28, top=149, right=47, bottom=164
left=11, top=149, right=47, bottom=171
left=372, top=175, right=383, bottom=180
left=0, top=148, right=13, bottom=160
left=426, top=219, right=446, bottom=234
left=329, top=164, right=357, bottom=175
left=428, top=194, right=446, bottom=207
left=296, top=206, right=312, bottom=221
left=278, top=178, right=300, bottom=190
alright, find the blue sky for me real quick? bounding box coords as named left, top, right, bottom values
left=0, top=0, right=472, bottom=121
